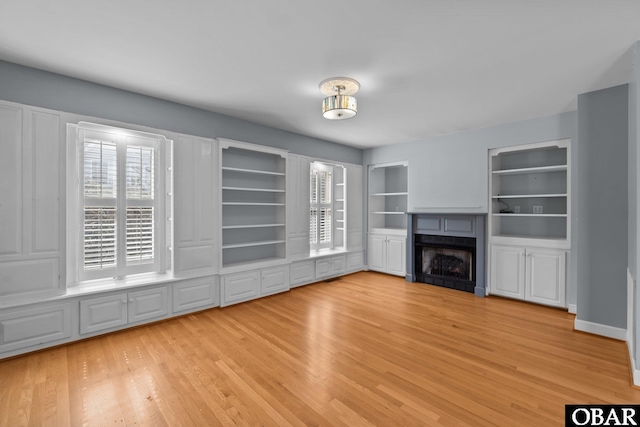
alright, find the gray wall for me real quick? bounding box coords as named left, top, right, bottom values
left=577, top=84, right=628, bottom=330
left=0, top=60, right=362, bottom=164
left=363, top=111, right=579, bottom=306
left=629, top=42, right=640, bottom=366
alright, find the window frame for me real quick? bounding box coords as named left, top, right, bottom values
left=310, top=162, right=334, bottom=251
left=68, top=122, right=170, bottom=284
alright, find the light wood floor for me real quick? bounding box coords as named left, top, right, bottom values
left=1, top=271, right=638, bottom=426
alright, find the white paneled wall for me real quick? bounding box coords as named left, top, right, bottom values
left=0, top=99, right=365, bottom=360
left=173, top=135, right=218, bottom=277
left=286, top=154, right=311, bottom=258
left=0, top=105, right=63, bottom=299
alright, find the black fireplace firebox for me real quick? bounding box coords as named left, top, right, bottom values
left=414, top=234, right=476, bottom=293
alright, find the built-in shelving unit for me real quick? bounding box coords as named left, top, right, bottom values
left=487, top=139, right=570, bottom=308
left=367, top=161, right=409, bottom=277
left=368, top=162, right=409, bottom=234
left=220, top=140, right=287, bottom=268
left=489, top=140, right=570, bottom=243
left=333, top=165, right=346, bottom=248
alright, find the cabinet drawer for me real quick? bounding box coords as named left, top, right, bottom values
left=128, top=287, right=169, bottom=324
left=80, top=294, right=128, bottom=334
left=0, top=304, right=71, bottom=353
left=221, top=271, right=260, bottom=306
left=291, top=260, right=315, bottom=286
left=173, top=277, right=219, bottom=313
left=261, top=266, right=289, bottom=296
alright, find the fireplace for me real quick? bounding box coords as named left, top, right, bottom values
left=407, top=214, right=486, bottom=297
left=415, top=234, right=476, bottom=293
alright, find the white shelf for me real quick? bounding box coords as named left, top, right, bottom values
left=336, top=220, right=344, bottom=223
left=492, top=213, right=567, bottom=217
left=371, top=211, right=406, bottom=215
left=336, top=183, right=345, bottom=186
left=492, top=194, right=567, bottom=199
left=222, top=240, right=285, bottom=249
left=222, top=202, right=285, bottom=206
left=222, top=166, right=285, bottom=176
left=492, top=165, right=567, bottom=175
left=336, top=209, right=345, bottom=213
left=222, top=224, right=285, bottom=229
left=222, top=186, right=285, bottom=193
left=335, top=198, right=345, bottom=202
left=370, top=192, right=409, bottom=196
left=336, top=228, right=345, bottom=231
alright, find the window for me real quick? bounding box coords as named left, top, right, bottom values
left=310, top=162, right=333, bottom=250
left=70, top=122, right=170, bottom=282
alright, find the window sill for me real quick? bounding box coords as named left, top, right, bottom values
left=66, top=272, right=182, bottom=296
left=308, top=247, right=348, bottom=258
left=0, top=272, right=184, bottom=310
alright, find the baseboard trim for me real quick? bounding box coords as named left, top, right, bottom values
left=568, top=304, right=577, bottom=314
left=628, top=343, right=640, bottom=387
left=574, top=319, right=626, bottom=341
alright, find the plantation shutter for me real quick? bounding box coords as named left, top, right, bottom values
left=83, top=139, right=118, bottom=272
left=309, top=163, right=333, bottom=250
left=126, top=145, right=155, bottom=266
left=79, top=126, right=159, bottom=281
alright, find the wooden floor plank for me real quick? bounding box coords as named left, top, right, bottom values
left=1, top=271, right=639, bottom=426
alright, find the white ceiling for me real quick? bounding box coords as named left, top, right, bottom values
left=1, top=1, right=640, bottom=149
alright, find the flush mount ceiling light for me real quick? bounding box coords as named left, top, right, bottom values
left=319, top=77, right=359, bottom=120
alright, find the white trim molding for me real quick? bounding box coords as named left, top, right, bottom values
left=629, top=344, right=640, bottom=387
left=568, top=304, right=577, bottom=314
left=627, top=269, right=638, bottom=386
left=574, top=319, right=626, bottom=341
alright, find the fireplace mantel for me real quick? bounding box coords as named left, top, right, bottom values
left=407, top=213, right=486, bottom=297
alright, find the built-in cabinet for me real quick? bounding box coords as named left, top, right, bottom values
left=0, top=100, right=365, bottom=360
left=315, top=255, right=346, bottom=279
left=220, top=264, right=290, bottom=306
left=368, top=234, right=406, bottom=276
left=80, top=287, right=169, bottom=334
left=368, top=161, right=408, bottom=276
left=490, top=245, right=566, bottom=306
left=0, top=303, right=71, bottom=353
left=488, top=140, right=570, bottom=308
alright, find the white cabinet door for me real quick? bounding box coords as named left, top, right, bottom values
left=173, top=277, right=219, bottom=313
left=315, top=258, right=334, bottom=279
left=368, top=234, right=387, bottom=271
left=526, top=248, right=566, bottom=307
left=221, top=271, right=260, bottom=306
left=80, top=294, right=128, bottom=334
left=290, top=260, right=315, bottom=286
left=330, top=255, right=346, bottom=275
left=0, top=304, right=71, bottom=353
left=490, top=245, right=526, bottom=300
left=128, top=287, right=169, bottom=324
left=261, top=266, right=290, bottom=296
left=386, top=236, right=406, bottom=276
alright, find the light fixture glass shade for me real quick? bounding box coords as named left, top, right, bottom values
left=322, top=95, right=357, bottom=120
